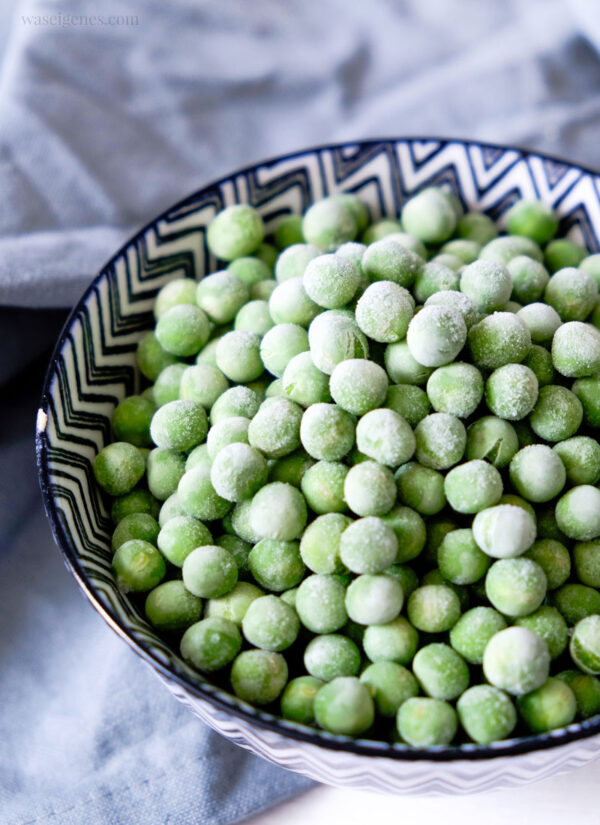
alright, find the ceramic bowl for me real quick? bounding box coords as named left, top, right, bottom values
left=37, top=138, right=600, bottom=795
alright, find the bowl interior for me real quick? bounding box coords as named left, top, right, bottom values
left=37, top=137, right=600, bottom=761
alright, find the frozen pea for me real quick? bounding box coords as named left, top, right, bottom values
left=182, top=544, right=237, bottom=599
left=517, top=677, right=577, bottom=733
left=228, top=255, right=272, bottom=286
left=480, top=235, right=543, bottom=265
left=545, top=238, right=587, bottom=273
left=515, top=606, right=568, bottom=660
left=344, top=461, right=397, bottom=517
left=483, top=626, right=550, bottom=695
left=420, top=570, right=469, bottom=612
left=265, top=378, right=283, bottom=398
left=355, top=281, right=414, bottom=343
left=498, top=494, right=536, bottom=521
left=509, top=444, right=566, bottom=503
left=506, top=200, right=558, bottom=245
left=523, top=344, right=555, bottom=386
left=242, top=595, right=299, bottom=652
left=281, top=351, right=331, bottom=407
left=425, top=290, right=480, bottom=330
left=355, top=408, right=415, bottom=468
left=300, top=513, right=352, bottom=573
left=300, top=402, right=355, bottom=461
left=329, top=359, right=388, bottom=415
left=196, top=336, right=221, bottom=368
left=112, top=539, right=166, bottom=593
left=225, top=500, right=261, bottom=544
left=158, top=493, right=188, bottom=526
left=503, top=300, right=523, bottom=314
left=216, top=535, right=252, bottom=579
left=248, top=538, right=305, bottom=591
left=524, top=539, right=571, bottom=590
left=426, top=363, right=484, bottom=418
left=295, top=574, right=348, bottom=633
left=207, top=204, right=264, bottom=261
left=249, top=482, right=307, bottom=541
left=360, top=662, right=418, bottom=718
left=308, top=310, right=369, bottom=375
left=574, top=541, right=600, bottom=587
left=178, top=465, right=231, bottom=521
left=314, top=677, right=374, bottom=736
left=215, top=331, right=263, bottom=383
left=485, top=558, right=547, bottom=617
left=156, top=514, right=212, bottom=567
left=407, top=585, right=461, bottom=633
left=302, top=197, right=358, bottom=251
left=210, top=443, right=268, bottom=502
left=553, top=583, right=600, bottom=624
left=554, top=437, right=600, bottom=486
left=300, top=462, right=348, bottom=514
left=180, top=363, right=229, bottom=409
left=137, top=332, right=179, bottom=382
left=345, top=574, right=404, bottom=625
left=573, top=376, right=600, bottom=427
left=269, top=449, right=316, bottom=487
left=379, top=505, right=426, bottom=564
left=269, top=277, right=321, bottom=326
left=151, top=363, right=184, bottom=407
left=437, top=528, right=490, bottom=585
left=153, top=278, right=197, bottom=320
left=427, top=253, right=461, bottom=272
left=274, top=242, right=321, bottom=283
left=395, top=462, right=446, bottom=515
left=552, top=321, right=600, bottom=378
left=332, top=193, right=370, bottom=234
left=205, top=581, right=263, bottom=625
left=449, top=606, right=507, bottom=665
left=485, top=364, right=539, bottom=421
left=460, top=260, right=512, bottom=313
left=248, top=397, right=303, bottom=458
left=557, top=670, right=600, bottom=719
left=473, top=503, right=536, bottom=560
left=234, top=300, right=274, bottom=335
left=305, top=634, right=361, bottom=682
left=544, top=267, right=598, bottom=322
left=440, top=238, right=481, bottom=264
left=210, top=387, right=260, bottom=425
left=280, top=676, right=324, bottom=725
left=181, top=617, right=242, bottom=673
left=401, top=188, right=457, bottom=243
left=414, top=413, right=466, bottom=470
left=580, top=253, right=600, bottom=287
left=465, top=416, right=519, bottom=468
left=384, top=564, right=419, bottom=599
left=145, top=580, right=204, bottom=632
left=230, top=650, right=288, bottom=705
left=362, top=239, right=422, bottom=288
left=339, top=516, right=398, bottom=573
left=154, top=305, right=210, bottom=359
left=406, top=305, right=467, bottom=368
left=150, top=400, right=208, bottom=452
left=196, top=272, right=249, bottom=326
left=444, top=460, right=503, bottom=514
left=570, top=615, right=600, bottom=674
left=274, top=215, right=305, bottom=250
left=250, top=278, right=277, bottom=301
left=397, top=697, right=457, bottom=747
left=530, top=385, right=583, bottom=442
left=112, top=489, right=160, bottom=524
left=413, top=262, right=459, bottom=303
left=456, top=212, right=498, bottom=245
left=303, top=253, right=360, bottom=309
left=468, top=312, right=531, bottom=370
left=413, top=643, right=469, bottom=701
left=364, top=616, right=419, bottom=665
left=457, top=685, right=517, bottom=745
left=362, top=218, right=403, bottom=245
left=207, top=417, right=249, bottom=460
left=384, top=341, right=433, bottom=385
left=260, top=323, right=308, bottom=378
left=112, top=395, right=155, bottom=447
left=385, top=384, right=431, bottom=426
left=506, top=255, right=550, bottom=303
left=517, top=302, right=562, bottom=345
left=93, top=442, right=145, bottom=496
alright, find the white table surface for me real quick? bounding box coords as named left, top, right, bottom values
left=247, top=759, right=600, bottom=825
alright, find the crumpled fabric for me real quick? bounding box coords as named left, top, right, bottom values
left=2, top=1, right=600, bottom=823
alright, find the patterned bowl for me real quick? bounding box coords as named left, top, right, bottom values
left=37, top=138, right=600, bottom=795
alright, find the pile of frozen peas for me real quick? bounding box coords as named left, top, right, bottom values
left=93, top=187, right=600, bottom=747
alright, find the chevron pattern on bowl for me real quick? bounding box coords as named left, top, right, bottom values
left=37, top=138, right=600, bottom=795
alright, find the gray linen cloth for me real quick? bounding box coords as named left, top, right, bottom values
left=1, top=0, right=600, bottom=823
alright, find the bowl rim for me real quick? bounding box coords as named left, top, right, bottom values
left=37, top=136, right=600, bottom=763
